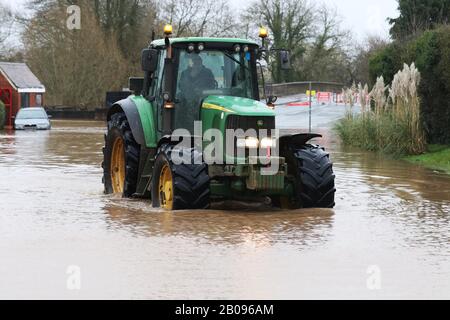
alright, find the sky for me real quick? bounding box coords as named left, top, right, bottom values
left=230, top=0, right=400, bottom=40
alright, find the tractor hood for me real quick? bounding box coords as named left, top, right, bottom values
left=202, top=96, right=275, bottom=117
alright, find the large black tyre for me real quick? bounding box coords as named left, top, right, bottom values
left=294, top=145, right=336, bottom=208
left=152, top=144, right=210, bottom=210
left=275, top=144, right=335, bottom=209
left=102, top=112, right=140, bottom=197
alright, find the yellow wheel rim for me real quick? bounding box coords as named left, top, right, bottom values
left=159, top=163, right=174, bottom=210
left=111, top=136, right=125, bottom=194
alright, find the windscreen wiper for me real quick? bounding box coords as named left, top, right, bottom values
left=224, top=52, right=250, bottom=71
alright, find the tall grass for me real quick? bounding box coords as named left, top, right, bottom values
left=335, top=63, right=426, bottom=156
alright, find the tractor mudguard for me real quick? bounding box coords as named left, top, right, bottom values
left=279, top=133, right=322, bottom=149
left=107, top=96, right=157, bottom=148
left=157, top=134, right=203, bottom=149
left=108, top=98, right=146, bottom=146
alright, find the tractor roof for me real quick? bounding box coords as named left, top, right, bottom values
left=150, top=37, right=259, bottom=48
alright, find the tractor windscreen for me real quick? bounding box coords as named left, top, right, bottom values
left=174, top=49, right=257, bottom=132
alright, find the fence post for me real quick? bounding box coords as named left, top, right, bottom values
left=309, top=81, right=312, bottom=133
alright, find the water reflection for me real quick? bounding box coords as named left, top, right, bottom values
left=335, top=145, right=450, bottom=204
left=104, top=200, right=335, bottom=248
left=0, top=120, right=105, bottom=168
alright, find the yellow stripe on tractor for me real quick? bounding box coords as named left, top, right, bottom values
left=202, top=103, right=236, bottom=114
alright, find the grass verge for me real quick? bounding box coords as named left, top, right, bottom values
left=404, top=145, right=450, bottom=174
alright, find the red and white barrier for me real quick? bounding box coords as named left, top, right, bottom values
left=317, top=92, right=332, bottom=104
left=287, top=101, right=311, bottom=107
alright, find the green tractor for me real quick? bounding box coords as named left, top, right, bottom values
left=103, top=25, right=335, bottom=210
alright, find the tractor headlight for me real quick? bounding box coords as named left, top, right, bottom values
left=260, top=137, right=275, bottom=148
left=237, top=137, right=259, bottom=149
left=187, top=43, right=195, bottom=53
left=233, top=44, right=241, bottom=53
left=197, top=43, right=205, bottom=51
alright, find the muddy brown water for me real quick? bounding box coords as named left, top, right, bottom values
left=0, top=120, right=449, bottom=299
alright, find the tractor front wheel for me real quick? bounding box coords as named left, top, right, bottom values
left=294, top=145, right=336, bottom=208
left=102, top=112, right=140, bottom=197
left=152, top=145, right=210, bottom=210
left=276, top=145, right=336, bottom=209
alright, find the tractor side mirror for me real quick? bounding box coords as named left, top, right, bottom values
left=141, top=48, right=158, bottom=72
left=268, top=95, right=278, bottom=104
left=280, top=50, right=291, bottom=70
left=129, top=77, right=144, bottom=95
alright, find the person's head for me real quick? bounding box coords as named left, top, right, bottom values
left=189, top=54, right=203, bottom=71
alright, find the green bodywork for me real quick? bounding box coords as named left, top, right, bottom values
left=201, top=95, right=275, bottom=164
left=130, top=94, right=276, bottom=152
left=201, top=95, right=275, bottom=118
left=130, top=95, right=157, bottom=148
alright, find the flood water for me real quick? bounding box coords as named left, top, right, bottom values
left=0, top=120, right=449, bottom=299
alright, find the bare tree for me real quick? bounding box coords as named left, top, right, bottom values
left=92, top=0, right=158, bottom=60
left=300, top=6, right=351, bottom=82
left=243, top=0, right=315, bottom=82
left=351, top=35, right=390, bottom=85
left=0, top=3, right=15, bottom=54
left=23, top=0, right=127, bottom=107
left=160, top=0, right=237, bottom=37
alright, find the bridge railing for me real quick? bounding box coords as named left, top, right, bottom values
left=264, top=81, right=346, bottom=97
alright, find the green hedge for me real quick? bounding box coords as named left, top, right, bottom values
left=368, top=41, right=404, bottom=86
left=0, top=101, right=5, bottom=130
left=369, top=26, right=450, bottom=144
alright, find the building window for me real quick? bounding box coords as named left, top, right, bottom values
left=36, top=94, right=42, bottom=106
left=21, top=93, right=30, bottom=108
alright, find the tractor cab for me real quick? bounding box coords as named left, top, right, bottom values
left=140, top=36, right=263, bottom=135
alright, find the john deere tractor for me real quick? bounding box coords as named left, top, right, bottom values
left=103, top=25, right=336, bottom=210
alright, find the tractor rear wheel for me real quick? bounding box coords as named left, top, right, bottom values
left=152, top=145, right=210, bottom=210
left=276, top=145, right=335, bottom=209
left=102, top=112, right=140, bottom=197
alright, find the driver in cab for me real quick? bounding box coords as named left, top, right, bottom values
left=179, top=54, right=216, bottom=95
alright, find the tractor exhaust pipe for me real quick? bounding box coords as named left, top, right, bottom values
left=162, top=25, right=175, bottom=135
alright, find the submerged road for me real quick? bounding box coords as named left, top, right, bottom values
left=0, top=103, right=449, bottom=299
left=275, top=94, right=360, bottom=129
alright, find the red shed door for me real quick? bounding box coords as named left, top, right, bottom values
left=0, top=88, right=13, bottom=127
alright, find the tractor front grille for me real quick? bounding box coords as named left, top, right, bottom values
left=226, top=115, right=275, bottom=134
left=225, top=115, right=276, bottom=160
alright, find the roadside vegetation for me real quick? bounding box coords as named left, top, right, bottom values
left=336, top=63, right=425, bottom=156
left=336, top=1, right=450, bottom=173
left=405, top=145, right=450, bottom=174
left=369, top=25, right=450, bottom=146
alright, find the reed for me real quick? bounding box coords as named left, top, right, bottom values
left=335, top=63, right=426, bottom=156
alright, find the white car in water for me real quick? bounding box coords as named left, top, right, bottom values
left=14, top=107, right=52, bottom=130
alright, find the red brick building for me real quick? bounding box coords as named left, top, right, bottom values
left=0, top=62, right=46, bottom=128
